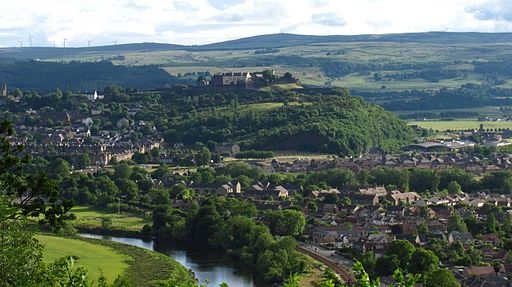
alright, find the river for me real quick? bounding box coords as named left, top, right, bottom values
left=79, top=233, right=263, bottom=287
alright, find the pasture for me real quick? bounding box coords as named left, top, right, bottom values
left=36, top=234, right=129, bottom=283
left=70, top=205, right=150, bottom=232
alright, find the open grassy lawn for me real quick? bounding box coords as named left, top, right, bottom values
left=35, top=234, right=129, bottom=284
left=70, top=205, right=150, bottom=232
left=408, top=119, right=512, bottom=131
left=36, top=235, right=195, bottom=286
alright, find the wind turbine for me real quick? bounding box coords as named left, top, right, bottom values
left=63, top=38, right=67, bottom=48
left=28, top=33, right=33, bottom=47
left=19, top=40, right=23, bottom=48
left=113, top=40, right=117, bottom=45
left=88, top=40, right=93, bottom=48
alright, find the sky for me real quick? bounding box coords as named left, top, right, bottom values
left=1, top=0, right=512, bottom=47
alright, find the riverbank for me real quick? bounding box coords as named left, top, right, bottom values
left=36, top=233, right=196, bottom=287
left=69, top=205, right=332, bottom=286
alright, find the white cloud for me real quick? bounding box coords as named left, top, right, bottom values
left=0, top=0, right=511, bottom=47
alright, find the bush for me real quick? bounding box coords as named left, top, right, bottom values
left=101, top=217, right=113, bottom=229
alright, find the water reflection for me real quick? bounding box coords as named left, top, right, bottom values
left=79, top=234, right=260, bottom=287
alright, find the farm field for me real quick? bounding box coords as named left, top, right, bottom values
left=408, top=119, right=512, bottom=131
left=36, top=234, right=129, bottom=283
left=70, top=205, right=150, bottom=232
left=394, top=106, right=504, bottom=117
left=338, top=74, right=483, bottom=92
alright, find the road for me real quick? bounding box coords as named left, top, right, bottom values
left=297, top=241, right=357, bottom=285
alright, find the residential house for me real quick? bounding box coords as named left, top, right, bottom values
left=309, top=188, right=341, bottom=199
left=244, top=182, right=289, bottom=199
left=253, top=200, right=283, bottom=211
left=389, top=190, right=422, bottom=206
left=387, top=206, right=406, bottom=218
left=469, top=198, right=486, bottom=208
left=189, top=181, right=241, bottom=196
left=347, top=193, right=380, bottom=206
left=319, top=203, right=339, bottom=214
left=428, top=219, right=448, bottom=232
left=429, top=205, right=452, bottom=219
left=189, top=182, right=220, bottom=193
left=479, top=234, right=501, bottom=246
left=359, top=186, right=387, bottom=196
left=448, top=231, right=474, bottom=245
left=357, top=233, right=394, bottom=254
left=215, top=181, right=242, bottom=196
left=339, top=204, right=360, bottom=214
left=463, top=266, right=496, bottom=277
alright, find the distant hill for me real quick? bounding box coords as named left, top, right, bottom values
left=4, top=31, right=512, bottom=106
left=3, top=32, right=512, bottom=60
left=194, top=32, right=512, bottom=50
left=0, top=43, right=186, bottom=60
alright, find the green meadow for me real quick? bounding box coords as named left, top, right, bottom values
left=36, top=234, right=196, bottom=286
left=36, top=234, right=129, bottom=284
left=70, top=205, right=150, bottom=232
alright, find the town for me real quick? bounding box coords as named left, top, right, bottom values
left=3, top=82, right=512, bottom=286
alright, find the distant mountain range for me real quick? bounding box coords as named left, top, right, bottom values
left=3, top=32, right=512, bottom=60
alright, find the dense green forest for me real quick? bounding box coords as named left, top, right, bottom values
left=358, top=84, right=512, bottom=111
left=160, top=89, right=415, bottom=155
left=0, top=60, right=191, bottom=91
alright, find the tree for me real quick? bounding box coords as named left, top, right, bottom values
left=115, top=178, right=139, bottom=200
left=408, top=248, right=439, bottom=274
left=262, top=209, right=306, bottom=237
left=196, top=147, right=211, bottom=166
left=447, top=181, right=462, bottom=194
left=447, top=212, right=468, bottom=232
left=0, top=219, right=45, bottom=286
left=0, top=121, right=71, bottom=226
left=386, top=240, right=416, bottom=271
left=132, top=152, right=150, bottom=164
left=48, top=158, right=71, bottom=177
left=485, top=213, right=498, bottom=234
left=409, top=169, right=439, bottom=193
left=113, top=162, right=133, bottom=179
left=75, top=153, right=92, bottom=169
left=375, top=255, right=400, bottom=276
left=357, top=252, right=377, bottom=276
left=424, top=269, right=460, bottom=287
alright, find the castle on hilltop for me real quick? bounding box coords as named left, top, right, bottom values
left=209, top=71, right=270, bottom=89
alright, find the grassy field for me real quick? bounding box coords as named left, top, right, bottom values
left=36, top=234, right=129, bottom=283
left=394, top=106, right=504, bottom=117
left=70, top=205, right=150, bottom=232
left=36, top=234, right=195, bottom=286
left=298, top=260, right=327, bottom=287
left=408, top=119, right=512, bottom=131
left=336, top=74, right=483, bottom=92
